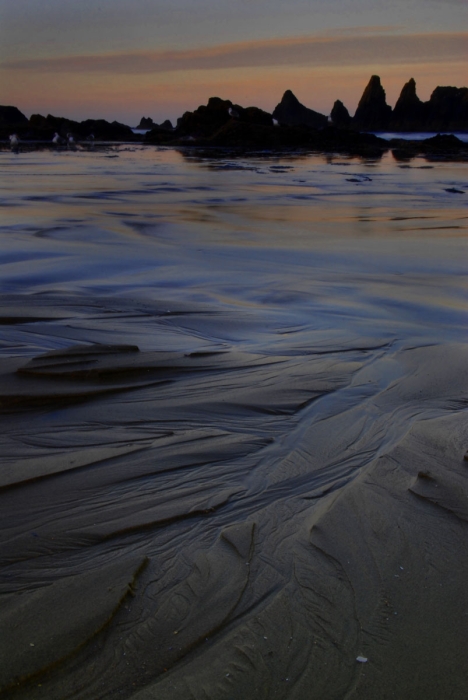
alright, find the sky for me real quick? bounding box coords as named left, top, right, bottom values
left=0, top=0, right=467, bottom=126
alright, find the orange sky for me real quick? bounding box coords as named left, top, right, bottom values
left=1, top=1, right=467, bottom=125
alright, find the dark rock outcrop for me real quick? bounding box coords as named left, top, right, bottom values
left=422, top=133, right=465, bottom=149
left=145, top=96, right=387, bottom=154
left=26, top=114, right=135, bottom=141
left=138, top=118, right=173, bottom=134
left=273, top=90, right=328, bottom=129
left=425, top=86, right=468, bottom=131
left=354, top=76, right=468, bottom=132
left=330, top=100, right=351, bottom=128
left=187, top=121, right=386, bottom=153
left=390, top=78, right=427, bottom=131
left=175, top=97, right=239, bottom=138
left=148, top=97, right=273, bottom=143
left=80, top=119, right=135, bottom=140
left=239, top=107, right=273, bottom=127
left=0, top=106, right=28, bottom=126
left=159, top=119, right=173, bottom=130
left=137, top=117, right=154, bottom=129
left=352, top=75, right=392, bottom=131
left=390, top=133, right=467, bottom=161
left=0, top=106, right=30, bottom=139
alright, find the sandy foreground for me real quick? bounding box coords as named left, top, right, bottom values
left=0, top=291, right=467, bottom=700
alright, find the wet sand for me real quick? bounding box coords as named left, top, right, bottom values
left=0, top=147, right=467, bottom=699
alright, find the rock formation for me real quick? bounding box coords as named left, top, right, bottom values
left=27, top=114, right=135, bottom=141
left=175, top=97, right=238, bottom=138
left=159, top=119, right=173, bottom=130
left=330, top=100, right=351, bottom=128
left=390, top=78, right=427, bottom=131
left=273, top=90, right=328, bottom=129
left=0, top=105, right=28, bottom=126
left=80, top=119, right=135, bottom=140
left=146, top=95, right=385, bottom=152
left=389, top=80, right=468, bottom=132
left=352, top=75, right=392, bottom=131
left=140, top=118, right=173, bottom=133
left=425, top=86, right=468, bottom=131
left=169, top=97, right=273, bottom=140
left=352, top=76, right=468, bottom=132
left=2, top=75, right=468, bottom=149
left=137, top=117, right=154, bottom=129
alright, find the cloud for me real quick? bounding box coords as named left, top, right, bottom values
left=3, top=31, right=467, bottom=75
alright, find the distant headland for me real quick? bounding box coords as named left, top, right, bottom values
left=1, top=76, right=467, bottom=155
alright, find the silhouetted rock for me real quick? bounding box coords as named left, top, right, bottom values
left=140, top=119, right=173, bottom=139
left=159, top=119, right=173, bottom=130
left=390, top=133, right=468, bottom=161
left=273, top=90, right=328, bottom=129
left=0, top=106, right=28, bottom=126
left=0, top=106, right=30, bottom=139
left=137, top=117, right=154, bottom=129
left=149, top=97, right=273, bottom=143
left=425, top=86, right=468, bottom=131
left=390, top=78, right=427, bottom=131
left=175, top=97, right=237, bottom=138
left=80, top=119, right=135, bottom=140
left=352, top=75, right=392, bottom=131
left=239, top=106, right=273, bottom=127
left=26, top=114, right=135, bottom=141
left=188, top=120, right=381, bottom=152
left=330, top=100, right=351, bottom=128
left=421, top=133, right=465, bottom=149
left=28, top=113, right=81, bottom=139
left=146, top=98, right=387, bottom=154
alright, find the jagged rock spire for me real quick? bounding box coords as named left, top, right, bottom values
left=352, top=75, right=392, bottom=130
left=330, top=100, right=351, bottom=128
left=273, top=90, right=328, bottom=129
left=391, top=78, right=426, bottom=129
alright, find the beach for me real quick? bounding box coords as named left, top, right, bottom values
left=0, top=145, right=467, bottom=699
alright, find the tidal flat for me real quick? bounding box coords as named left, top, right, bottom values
left=0, top=145, right=467, bottom=699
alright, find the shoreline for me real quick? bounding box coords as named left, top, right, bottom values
left=2, top=132, right=468, bottom=161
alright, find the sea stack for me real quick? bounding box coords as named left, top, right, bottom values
left=330, top=100, right=351, bottom=128
left=137, top=117, right=155, bottom=129
left=352, top=75, right=392, bottom=131
left=273, top=90, right=328, bottom=129
left=391, top=78, right=427, bottom=131
left=175, top=97, right=235, bottom=137
left=425, top=86, right=468, bottom=131
left=0, top=106, right=28, bottom=126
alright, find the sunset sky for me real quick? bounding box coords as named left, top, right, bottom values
left=1, top=0, right=466, bottom=126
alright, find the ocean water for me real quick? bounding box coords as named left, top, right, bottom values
left=0, top=145, right=467, bottom=699
left=0, top=145, right=466, bottom=352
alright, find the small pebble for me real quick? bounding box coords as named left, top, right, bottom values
left=356, top=656, right=368, bottom=663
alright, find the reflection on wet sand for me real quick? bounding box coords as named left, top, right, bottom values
left=0, top=147, right=467, bottom=699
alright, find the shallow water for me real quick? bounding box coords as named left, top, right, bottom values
left=0, top=146, right=466, bottom=352
left=0, top=146, right=467, bottom=699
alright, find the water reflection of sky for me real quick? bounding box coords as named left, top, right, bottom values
left=0, top=146, right=466, bottom=353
